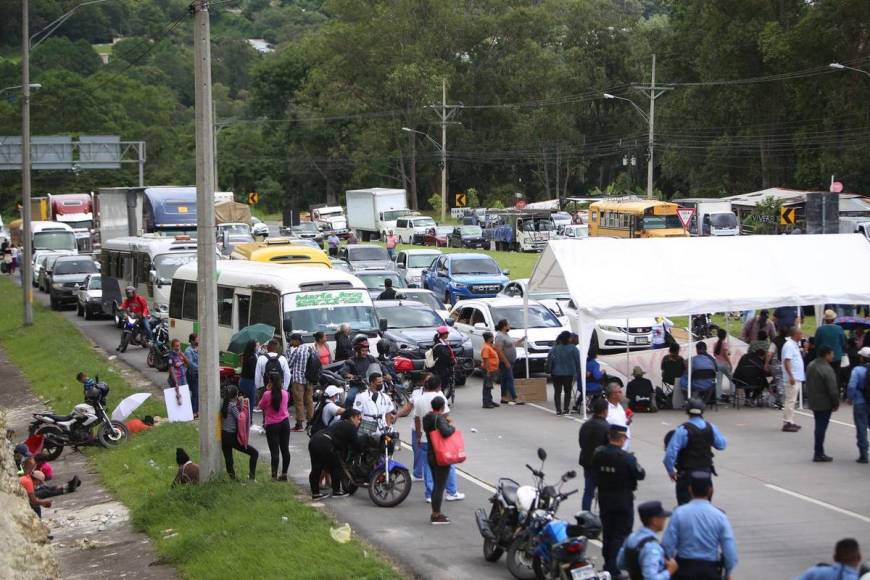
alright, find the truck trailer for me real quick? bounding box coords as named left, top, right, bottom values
left=345, top=188, right=411, bottom=241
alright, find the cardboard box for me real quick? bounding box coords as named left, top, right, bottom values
left=515, top=377, right=548, bottom=402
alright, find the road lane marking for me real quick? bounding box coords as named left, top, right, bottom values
left=765, top=484, right=870, bottom=524
left=795, top=410, right=854, bottom=428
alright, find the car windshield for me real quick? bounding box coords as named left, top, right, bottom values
left=43, top=255, right=60, bottom=269
left=289, top=239, right=321, bottom=249
left=436, top=226, right=454, bottom=235
left=451, top=258, right=501, bottom=275
left=88, top=276, right=102, bottom=290
left=406, top=254, right=439, bottom=268
left=356, top=272, right=406, bottom=290
left=349, top=246, right=389, bottom=262
left=53, top=259, right=98, bottom=275
left=222, top=224, right=251, bottom=236
left=411, top=218, right=436, bottom=228
left=293, top=222, right=319, bottom=233
left=710, top=213, right=737, bottom=228
left=383, top=210, right=410, bottom=222
left=552, top=212, right=571, bottom=222
left=396, top=292, right=444, bottom=312
left=641, top=215, right=683, bottom=230
left=283, top=291, right=378, bottom=333
left=377, top=305, right=443, bottom=328
left=490, top=305, right=561, bottom=329
left=460, top=226, right=482, bottom=236
left=154, top=252, right=197, bottom=282
left=33, top=231, right=76, bottom=251
left=62, top=220, right=92, bottom=230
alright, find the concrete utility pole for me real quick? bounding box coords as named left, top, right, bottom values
left=192, top=0, right=221, bottom=479
left=21, top=0, right=33, bottom=326
left=631, top=54, right=671, bottom=200
left=430, top=79, right=460, bottom=222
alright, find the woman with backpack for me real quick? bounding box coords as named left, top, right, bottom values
left=220, top=385, right=259, bottom=480
left=257, top=373, right=291, bottom=481
left=239, top=340, right=259, bottom=427
left=431, top=326, right=456, bottom=403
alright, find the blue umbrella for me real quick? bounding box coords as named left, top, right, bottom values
left=834, top=316, right=870, bottom=331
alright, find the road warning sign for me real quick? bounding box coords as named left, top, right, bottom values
left=455, top=192, right=467, bottom=207
left=780, top=207, right=796, bottom=225
left=248, top=191, right=259, bottom=205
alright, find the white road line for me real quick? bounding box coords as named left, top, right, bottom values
left=794, top=410, right=855, bottom=428
left=526, top=401, right=586, bottom=423
left=765, top=484, right=870, bottom=525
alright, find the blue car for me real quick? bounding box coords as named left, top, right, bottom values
left=422, top=253, right=509, bottom=305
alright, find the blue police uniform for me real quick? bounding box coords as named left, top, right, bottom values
left=617, top=526, right=670, bottom=580
left=661, top=498, right=738, bottom=579
left=663, top=415, right=727, bottom=505
left=794, top=562, right=860, bottom=580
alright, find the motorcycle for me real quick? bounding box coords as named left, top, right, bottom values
left=691, top=313, right=718, bottom=340
left=28, top=380, right=128, bottom=460
left=476, top=448, right=555, bottom=576
left=146, top=318, right=170, bottom=371
left=338, top=428, right=412, bottom=507
left=117, top=311, right=151, bottom=353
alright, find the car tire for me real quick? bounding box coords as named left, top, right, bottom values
left=84, top=305, right=94, bottom=320
left=49, top=293, right=58, bottom=310
left=76, top=303, right=83, bottom=317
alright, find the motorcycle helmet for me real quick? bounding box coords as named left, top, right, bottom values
left=572, top=511, right=602, bottom=539
left=352, top=334, right=369, bottom=350
left=516, top=485, right=538, bottom=513
left=125, top=285, right=136, bottom=297
left=393, top=356, right=414, bottom=373
left=252, top=222, right=269, bottom=237
left=376, top=340, right=390, bottom=357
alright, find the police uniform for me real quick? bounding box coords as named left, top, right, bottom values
left=663, top=402, right=727, bottom=506
left=617, top=501, right=672, bottom=580
left=591, top=424, right=646, bottom=577
left=352, top=387, right=396, bottom=435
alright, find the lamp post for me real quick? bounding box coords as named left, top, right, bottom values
left=402, top=126, right=446, bottom=221
left=0, top=83, right=41, bottom=96
left=604, top=92, right=653, bottom=198
left=829, top=62, right=870, bottom=78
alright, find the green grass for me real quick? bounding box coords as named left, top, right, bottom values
left=250, top=207, right=283, bottom=223
left=669, top=312, right=819, bottom=337
left=92, top=43, right=113, bottom=56
left=0, top=278, right=401, bottom=580
left=389, top=242, right=539, bottom=279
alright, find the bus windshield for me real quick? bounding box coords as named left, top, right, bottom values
left=283, top=290, right=378, bottom=334
left=154, top=253, right=197, bottom=283
left=640, top=215, right=682, bottom=230
left=33, top=231, right=76, bottom=251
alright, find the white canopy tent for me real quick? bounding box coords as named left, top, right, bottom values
left=528, top=234, right=870, bottom=416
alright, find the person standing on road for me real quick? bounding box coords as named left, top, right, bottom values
left=847, top=346, right=870, bottom=464
left=795, top=538, right=862, bottom=580
left=431, top=325, right=456, bottom=401
left=494, top=319, right=524, bottom=405
left=617, top=501, right=679, bottom=580
left=220, top=385, right=259, bottom=481
left=781, top=326, right=805, bottom=432
left=480, top=332, right=500, bottom=409
left=662, top=473, right=738, bottom=580
left=308, top=409, right=363, bottom=499
left=414, top=376, right=465, bottom=503
left=663, top=398, right=727, bottom=506
left=238, top=340, right=259, bottom=427
left=713, top=329, right=733, bottom=402
left=257, top=372, right=291, bottom=480
left=327, top=233, right=340, bottom=257
left=313, top=331, right=332, bottom=367
left=385, top=230, right=398, bottom=260
left=378, top=278, right=398, bottom=300
left=605, top=381, right=631, bottom=449
left=548, top=330, right=581, bottom=415
left=815, top=309, right=847, bottom=396
left=287, top=333, right=314, bottom=432
left=592, top=424, right=645, bottom=577
left=652, top=316, right=674, bottom=350
left=806, top=345, right=839, bottom=463
left=255, top=339, right=291, bottom=394
left=741, top=309, right=775, bottom=343
left=423, top=395, right=456, bottom=525
left=578, top=398, right=610, bottom=511
left=185, top=334, right=199, bottom=417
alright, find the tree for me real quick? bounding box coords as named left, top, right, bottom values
left=31, top=38, right=102, bottom=77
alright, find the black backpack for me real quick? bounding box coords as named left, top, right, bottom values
left=623, top=536, right=658, bottom=580
left=305, top=348, right=322, bottom=384
left=263, top=354, right=284, bottom=386
left=307, top=399, right=329, bottom=437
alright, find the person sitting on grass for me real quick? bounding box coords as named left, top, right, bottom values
left=173, top=448, right=200, bottom=486
left=126, top=415, right=156, bottom=434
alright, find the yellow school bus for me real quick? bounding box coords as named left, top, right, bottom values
left=230, top=238, right=331, bottom=267
left=588, top=199, right=689, bottom=238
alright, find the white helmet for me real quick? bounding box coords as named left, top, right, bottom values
left=516, top=485, right=538, bottom=513
left=324, top=385, right=343, bottom=399
left=252, top=222, right=269, bottom=237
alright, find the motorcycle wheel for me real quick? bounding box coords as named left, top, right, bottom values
left=507, top=534, right=537, bottom=580
left=156, top=355, right=169, bottom=372
left=146, top=349, right=157, bottom=368
left=35, top=424, right=65, bottom=461
left=119, top=332, right=130, bottom=353
left=531, top=556, right=554, bottom=580
left=98, top=421, right=128, bottom=448
left=368, top=466, right=412, bottom=507
left=484, top=538, right=504, bottom=563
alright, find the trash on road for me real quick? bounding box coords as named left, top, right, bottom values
left=330, top=523, right=352, bottom=544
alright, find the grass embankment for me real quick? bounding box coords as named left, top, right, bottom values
left=0, top=278, right=401, bottom=580
left=393, top=242, right=539, bottom=279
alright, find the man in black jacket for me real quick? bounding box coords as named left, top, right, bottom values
left=578, top=398, right=610, bottom=511
left=308, top=410, right=363, bottom=499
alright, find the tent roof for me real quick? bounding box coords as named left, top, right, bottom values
left=528, top=235, right=870, bottom=322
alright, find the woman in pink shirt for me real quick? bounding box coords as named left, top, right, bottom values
left=314, top=331, right=331, bottom=366
left=713, top=328, right=733, bottom=401
left=257, top=373, right=291, bottom=480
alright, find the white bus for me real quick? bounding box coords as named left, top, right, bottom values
left=169, top=261, right=380, bottom=351
left=99, top=235, right=198, bottom=322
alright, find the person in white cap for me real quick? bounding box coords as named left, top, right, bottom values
left=320, top=385, right=346, bottom=428
left=847, top=346, right=870, bottom=463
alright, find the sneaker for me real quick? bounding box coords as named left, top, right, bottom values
left=445, top=492, right=465, bottom=501
left=857, top=456, right=869, bottom=464
left=514, top=400, right=525, bottom=405
left=291, top=423, right=304, bottom=432
left=500, top=400, right=510, bottom=405
left=412, top=476, right=424, bottom=482
left=430, top=513, right=451, bottom=525
left=425, top=497, right=432, bottom=503
left=812, top=455, right=833, bottom=463
left=782, top=423, right=800, bottom=432
left=507, top=401, right=517, bottom=406
left=312, top=492, right=328, bottom=500
left=331, top=491, right=350, bottom=498
left=277, top=475, right=288, bottom=481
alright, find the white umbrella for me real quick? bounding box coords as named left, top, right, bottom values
left=111, top=393, right=152, bottom=422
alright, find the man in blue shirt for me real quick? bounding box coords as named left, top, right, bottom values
left=847, top=347, right=870, bottom=463
left=679, top=342, right=717, bottom=399
left=662, top=472, right=738, bottom=580
left=663, top=399, right=727, bottom=505
left=795, top=538, right=862, bottom=580
left=617, top=501, right=678, bottom=579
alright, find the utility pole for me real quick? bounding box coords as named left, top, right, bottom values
left=192, top=0, right=221, bottom=479
left=632, top=54, right=671, bottom=200
left=21, top=0, right=33, bottom=326
left=430, top=79, right=460, bottom=222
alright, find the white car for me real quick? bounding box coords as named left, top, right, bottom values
left=394, top=288, right=450, bottom=321
left=561, top=224, right=588, bottom=240
left=499, top=279, right=654, bottom=351
left=450, top=297, right=566, bottom=375
left=551, top=211, right=573, bottom=231
left=393, top=248, right=442, bottom=287
left=394, top=215, right=437, bottom=244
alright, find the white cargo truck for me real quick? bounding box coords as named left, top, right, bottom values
left=345, top=188, right=412, bottom=241
left=310, top=204, right=348, bottom=235
left=673, top=198, right=739, bottom=236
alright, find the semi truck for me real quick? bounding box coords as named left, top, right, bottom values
left=345, top=188, right=412, bottom=241
left=31, top=193, right=95, bottom=253
left=673, top=198, right=739, bottom=236
left=96, top=186, right=201, bottom=247
left=309, top=204, right=348, bottom=235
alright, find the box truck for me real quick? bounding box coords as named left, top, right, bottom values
left=345, top=188, right=412, bottom=241
left=673, top=198, right=739, bottom=236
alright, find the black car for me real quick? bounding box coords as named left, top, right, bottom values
left=48, top=256, right=99, bottom=310
left=374, top=300, right=473, bottom=384
left=448, top=224, right=486, bottom=248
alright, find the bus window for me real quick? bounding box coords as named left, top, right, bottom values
left=237, top=294, right=250, bottom=329
left=182, top=281, right=198, bottom=320
left=169, top=281, right=184, bottom=319
left=250, top=291, right=279, bottom=327
left=217, top=286, right=233, bottom=327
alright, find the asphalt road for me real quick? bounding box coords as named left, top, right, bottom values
left=25, top=281, right=870, bottom=579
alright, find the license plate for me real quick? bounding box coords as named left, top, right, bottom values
left=634, top=337, right=649, bottom=344
left=571, top=566, right=600, bottom=580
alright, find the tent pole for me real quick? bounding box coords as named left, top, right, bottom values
left=578, top=312, right=587, bottom=420
left=523, top=290, right=530, bottom=381
left=625, top=319, right=630, bottom=379
left=688, top=314, right=693, bottom=401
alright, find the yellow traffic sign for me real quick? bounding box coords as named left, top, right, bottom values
left=248, top=191, right=259, bottom=205
left=780, top=207, right=796, bottom=225
left=455, top=192, right=467, bottom=208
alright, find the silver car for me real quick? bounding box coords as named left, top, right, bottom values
left=76, top=274, right=104, bottom=320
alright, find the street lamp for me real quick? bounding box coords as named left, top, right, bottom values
left=829, top=62, right=870, bottom=78
left=402, top=126, right=447, bottom=222
left=0, top=83, right=41, bottom=96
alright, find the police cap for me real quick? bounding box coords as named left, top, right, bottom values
left=638, top=501, right=671, bottom=521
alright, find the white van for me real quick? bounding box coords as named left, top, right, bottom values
left=394, top=215, right=436, bottom=244
left=169, top=261, right=380, bottom=351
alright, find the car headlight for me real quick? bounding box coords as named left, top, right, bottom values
left=88, top=296, right=101, bottom=303
left=451, top=281, right=467, bottom=289
left=462, top=339, right=472, bottom=351
left=599, top=325, right=623, bottom=333
left=52, top=282, right=64, bottom=289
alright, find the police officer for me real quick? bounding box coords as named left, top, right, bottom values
left=592, top=424, right=646, bottom=577
left=617, top=501, right=679, bottom=580
left=663, top=398, right=727, bottom=505
left=662, top=472, right=738, bottom=580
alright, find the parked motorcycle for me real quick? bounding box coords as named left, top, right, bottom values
left=691, top=313, right=718, bottom=340
left=338, top=429, right=412, bottom=507
left=28, top=380, right=128, bottom=460
left=117, top=311, right=151, bottom=353
left=146, top=318, right=170, bottom=371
